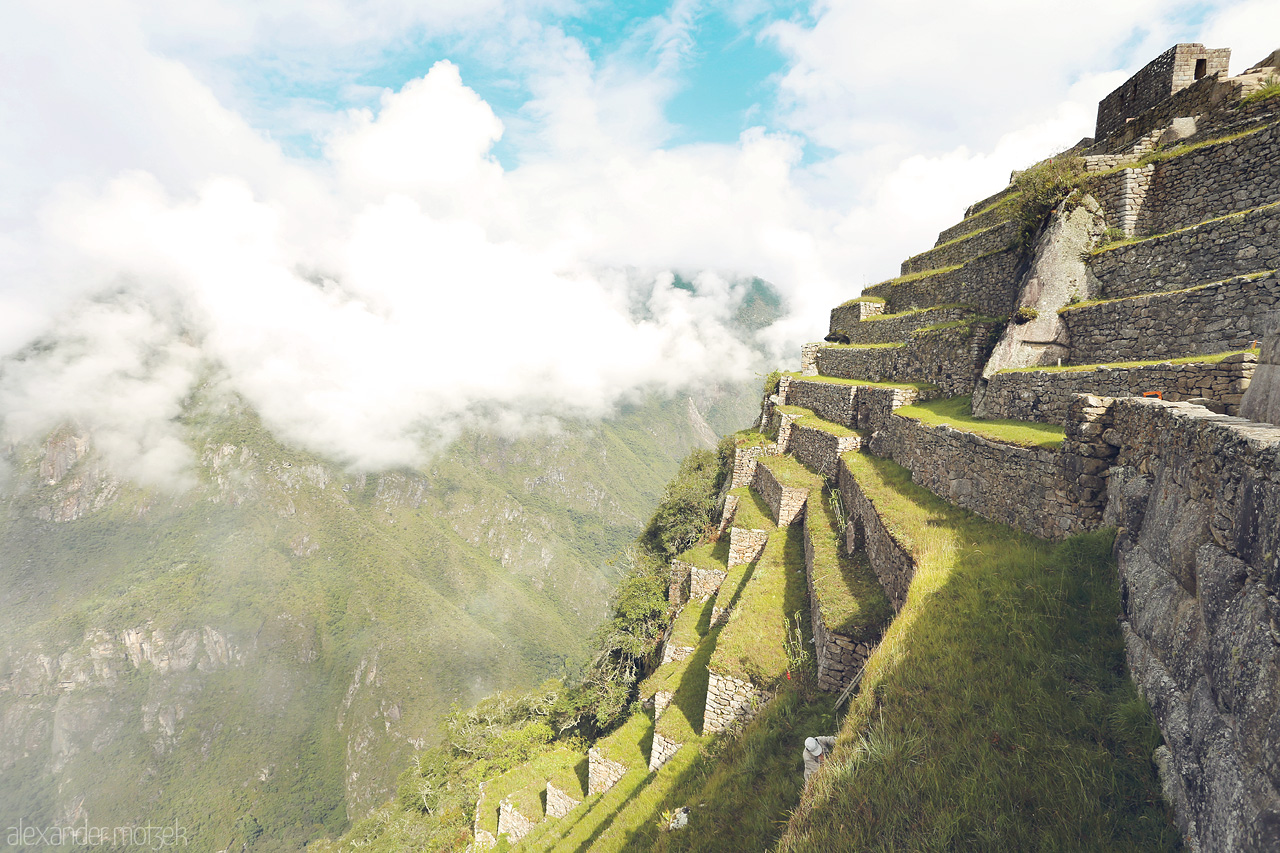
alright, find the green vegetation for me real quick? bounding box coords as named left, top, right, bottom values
left=642, top=449, right=729, bottom=561
left=791, top=408, right=862, bottom=439
left=860, top=302, right=973, bottom=322
left=902, top=223, right=1005, bottom=268
left=872, top=262, right=964, bottom=289
left=996, top=348, right=1257, bottom=374
left=710, top=526, right=808, bottom=684
left=805, top=490, right=891, bottom=640
left=726, top=486, right=775, bottom=531
left=820, top=341, right=903, bottom=350
left=1011, top=155, right=1086, bottom=248
left=895, top=396, right=1065, bottom=449
left=1090, top=199, right=1280, bottom=254
left=1242, top=74, right=1280, bottom=106
left=756, top=453, right=824, bottom=492
left=675, top=538, right=730, bottom=576
left=778, top=453, right=1178, bottom=851
left=836, top=295, right=886, bottom=308
left=1059, top=268, right=1277, bottom=312
left=475, top=745, right=586, bottom=834
left=914, top=314, right=1005, bottom=335
left=784, top=372, right=939, bottom=392
left=1014, top=306, right=1040, bottom=323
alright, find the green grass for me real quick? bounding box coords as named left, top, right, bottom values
left=726, top=487, right=775, bottom=532
left=776, top=453, right=1179, bottom=852
left=675, top=538, right=730, bottom=576
left=995, top=348, right=1257, bottom=374
left=475, top=745, right=585, bottom=834
left=731, top=429, right=772, bottom=449
left=1088, top=200, right=1280, bottom=254
left=894, top=396, right=1066, bottom=450
left=1060, top=268, right=1277, bottom=312
left=1086, top=123, right=1272, bottom=180
left=791, top=409, right=862, bottom=439
left=836, top=295, right=886, bottom=308
left=858, top=302, right=974, bottom=322
left=1241, top=75, right=1280, bottom=106
left=819, top=341, right=904, bottom=350
left=903, top=223, right=1007, bottom=266
left=962, top=190, right=1020, bottom=222
left=785, top=372, right=939, bottom=392
left=913, top=314, right=1005, bottom=334
left=805, top=490, right=891, bottom=640
left=756, top=453, right=824, bottom=492
left=872, top=262, right=964, bottom=289
left=709, top=526, right=808, bottom=684
left=594, top=709, right=655, bottom=767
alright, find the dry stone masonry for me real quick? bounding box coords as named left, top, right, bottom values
left=728, top=526, right=768, bottom=567
left=838, top=305, right=974, bottom=345
left=545, top=782, right=581, bottom=819
left=703, top=672, right=772, bottom=733
left=815, top=321, right=1003, bottom=397
left=786, top=421, right=862, bottom=478
left=981, top=355, right=1256, bottom=424
left=587, top=747, right=628, bottom=796
left=648, top=732, right=680, bottom=772
left=497, top=800, right=536, bottom=843
left=752, top=459, right=810, bottom=526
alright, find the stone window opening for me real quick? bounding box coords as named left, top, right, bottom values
left=1194, top=57, right=1207, bottom=79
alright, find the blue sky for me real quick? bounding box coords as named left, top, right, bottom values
left=0, top=0, right=1276, bottom=477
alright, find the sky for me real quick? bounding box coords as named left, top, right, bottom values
left=1, top=0, right=1277, bottom=484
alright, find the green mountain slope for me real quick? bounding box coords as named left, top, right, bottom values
left=0, top=384, right=758, bottom=851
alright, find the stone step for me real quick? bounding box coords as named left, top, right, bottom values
left=769, top=405, right=864, bottom=477
left=813, top=317, right=1004, bottom=397
left=901, top=220, right=1019, bottom=277
left=752, top=453, right=822, bottom=526
left=1060, top=271, right=1280, bottom=365
left=980, top=351, right=1257, bottom=423
left=802, top=482, right=890, bottom=693
left=1089, top=201, right=1280, bottom=300
left=824, top=304, right=976, bottom=346
left=780, top=374, right=937, bottom=434
left=933, top=184, right=1018, bottom=246
left=859, top=247, right=1023, bottom=317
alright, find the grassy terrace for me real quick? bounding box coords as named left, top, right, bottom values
left=894, top=396, right=1065, bottom=450
left=756, top=452, right=824, bottom=492
left=731, top=428, right=771, bottom=449
left=675, top=537, right=729, bottom=576
left=996, top=348, right=1257, bottom=374
left=903, top=222, right=1004, bottom=265
left=475, top=745, right=585, bottom=835
left=1060, top=268, right=1276, bottom=313
left=778, top=453, right=1177, bottom=851
left=806, top=490, right=891, bottom=640
left=727, top=486, right=774, bottom=531
left=709, top=525, right=808, bottom=684
left=592, top=707, right=654, bottom=768
left=819, top=341, right=904, bottom=350
left=787, top=407, right=861, bottom=439
left=856, top=302, right=973, bottom=322
left=836, top=295, right=886, bottom=307
left=785, top=372, right=939, bottom=392
left=1091, top=199, right=1280, bottom=253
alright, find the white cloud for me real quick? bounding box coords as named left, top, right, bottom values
left=0, top=0, right=1271, bottom=484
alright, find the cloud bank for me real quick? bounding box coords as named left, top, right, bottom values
left=0, top=0, right=1271, bottom=484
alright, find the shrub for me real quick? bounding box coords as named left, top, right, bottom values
left=1011, top=155, right=1086, bottom=248
left=1242, top=74, right=1280, bottom=106
left=1013, top=306, right=1039, bottom=324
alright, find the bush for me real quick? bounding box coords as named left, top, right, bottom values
left=1011, top=156, right=1086, bottom=248
left=1013, top=306, right=1039, bottom=324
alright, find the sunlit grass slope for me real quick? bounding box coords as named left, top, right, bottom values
left=777, top=453, right=1179, bottom=852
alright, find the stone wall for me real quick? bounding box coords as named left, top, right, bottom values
left=1094, top=66, right=1237, bottom=156
left=1241, top=330, right=1280, bottom=425
left=1062, top=272, right=1280, bottom=365
left=661, top=640, right=694, bottom=666
left=900, top=220, right=1018, bottom=276
left=587, top=748, right=628, bottom=795
left=803, top=517, right=876, bottom=693
left=1095, top=44, right=1230, bottom=141
left=829, top=299, right=884, bottom=335
left=862, top=249, right=1024, bottom=316
left=867, top=411, right=1102, bottom=541
left=814, top=321, right=1003, bottom=397
left=668, top=560, right=693, bottom=608
left=545, top=782, right=580, bottom=819
left=936, top=193, right=1015, bottom=245
left=473, top=829, right=496, bottom=851
left=981, top=355, right=1256, bottom=423
left=855, top=385, right=933, bottom=434
left=728, top=526, right=768, bottom=567
left=841, top=305, right=974, bottom=345
left=649, top=731, right=681, bottom=772
left=498, top=800, right=536, bottom=842
left=1101, top=397, right=1280, bottom=851
left=752, top=459, right=810, bottom=526
left=690, top=566, right=727, bottom=601
left=1091, top=202, right=1280, bottom=297
left=799, top=342, right=820, bottom=375
left=653, top=690, right=673, bottom=719
left=788, top=422, right=862, bottom=478
left=1090, top=165, right=1154, bottom=238
left=784, top=378, right=859, bottom=426
left=703, top=671, right=772, bottom=733
left=837, top=461, right=916, bottom=611
left=1138, top=123, right=1280, bottom=235
left=730, top=443, right=773, bottom=490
